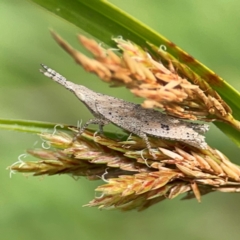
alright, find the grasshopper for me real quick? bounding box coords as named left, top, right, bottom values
left=40, top=64, right=208, bottom=155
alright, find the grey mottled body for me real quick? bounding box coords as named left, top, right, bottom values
left=40, top=64, right=209, bottom=151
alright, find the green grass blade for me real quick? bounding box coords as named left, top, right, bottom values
left=0, top=119, right=69, bottom=134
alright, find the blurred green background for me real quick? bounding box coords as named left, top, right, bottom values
left=1, top=0, right=240, bottom=239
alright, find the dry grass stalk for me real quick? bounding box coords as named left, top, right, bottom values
left=50, top=31, right=240, bottom=129
left=9, top=129, right=240, bottom=211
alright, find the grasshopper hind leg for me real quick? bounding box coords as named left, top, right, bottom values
left=138, top=132, right=157, bottom=160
